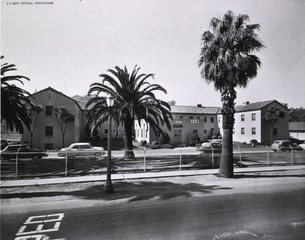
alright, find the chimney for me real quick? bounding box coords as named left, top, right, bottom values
left=243, top=101, right=250, bottom=105
left=197, top=104, right=202, bottom=108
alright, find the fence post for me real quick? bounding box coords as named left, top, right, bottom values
left=265, top=145, right=270, bottom=166
left=65, top=148, right=68, bottom=177
left=236, top=145, right=242, bottom=167
left=179, top=149, right=182, bottom=170
left=15, top=148, right=20, bottom=180
left=144, top=147, right=146, bottom=172
left=290, top=145, right=293, bottom=166
left=211, top=145, right=214, bottom=168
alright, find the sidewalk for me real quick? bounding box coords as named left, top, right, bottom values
left=1, top=165, right=304, bottom=188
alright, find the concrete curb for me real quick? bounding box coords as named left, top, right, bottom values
left=1, top=165, right=304, bottom=188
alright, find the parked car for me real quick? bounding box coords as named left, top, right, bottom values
left=299, top=143, right=305, bottom=150
left=270, top=140, right=303, bottom=152
left=58, top=143, right=105, bottom=159
left=0, top=144, right=48, bottom=160
left=197, top=142, right=222, bottom=154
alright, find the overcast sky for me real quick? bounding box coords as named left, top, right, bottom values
left=1, top=0, right=305, bottom=108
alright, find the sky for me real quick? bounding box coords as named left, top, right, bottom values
left=1, top=0, right=305, bottom=108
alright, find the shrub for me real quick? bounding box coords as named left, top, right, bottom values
left=158, top=132, right=170, bottom=144
left=140, top=140, right=147, bottom=146
left=162, top=144, right=175, bottom=149
left=187, top=132, right=201, bottom=146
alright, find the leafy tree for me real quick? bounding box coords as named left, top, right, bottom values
left=289, top=107, right=305, bottom=122
left=86, top=65, right=172, bottom=159
left=53, top=107, right=75, bottom=148
left=187, top=131, right=201, bottom=146
left=198, top=11, right=264, bottom=178
left=1, top=56, right=34, bottom=133
left=28, top=104, right=43, bottom=147
left=262, top=105, right=286, bottom=143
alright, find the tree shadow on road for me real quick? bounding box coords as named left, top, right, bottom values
left=0, top=181, right=232, bottom=203
left=234, top=172, right=305, bottom=179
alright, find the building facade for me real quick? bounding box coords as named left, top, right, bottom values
left=289, top=122, right=305, bottom=140
left=134, top=105, right=220, bottom=145
left=217, top=100, right=289, bottom=144
left=22, top=87, right=85, bottom=149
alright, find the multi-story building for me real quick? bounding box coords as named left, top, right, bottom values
left=134, top=104, right=220, bottom=145
left=21, top=86, right=289, bottom=148
left=217, top=100, right=289, bottom=144
left=22, top=87, right=85, bottom=150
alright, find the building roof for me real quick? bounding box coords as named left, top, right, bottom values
left=235, top=100, right=281, bottom=113
left=32, top=87, right=83, bottom=110
left=289, top=122, right=305, bottom=132
left=171, top=105, right=220, bottom=114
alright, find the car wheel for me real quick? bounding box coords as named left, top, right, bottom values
left=94, top=152, right=102, bottom=158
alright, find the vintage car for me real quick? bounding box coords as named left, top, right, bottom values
left=270, top=140, right=303, bottom=152
left=1, top=144, right=48, bottom=160
left=58, top=142, right=105, bottom=159
left=197, top=142, right=222, bottom=154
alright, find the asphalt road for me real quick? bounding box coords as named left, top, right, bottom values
left=2, top=172, right=305, bottom=240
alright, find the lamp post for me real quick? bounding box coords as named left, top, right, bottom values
left=105, top=95, right=114, bottom=193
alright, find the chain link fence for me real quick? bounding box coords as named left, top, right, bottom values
left=1, top=147, right=305, bottom=180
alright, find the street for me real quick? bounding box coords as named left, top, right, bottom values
left=1, top=169, right=305, bottom=240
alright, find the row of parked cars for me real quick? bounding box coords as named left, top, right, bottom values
left=197, top=139, right=304, bottom=154
left=0, top=142, right=105, bottom=160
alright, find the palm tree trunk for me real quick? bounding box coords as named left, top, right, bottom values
left=218, top=86, right=236, bottom=178
left=219, top=127, right=234, bottom=178
left=124, top=119, right=135, bottom=159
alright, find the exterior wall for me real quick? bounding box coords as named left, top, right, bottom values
left=134, top=112, right=219, bottom=145
left=233, top=110, right=262, bottom=143
left=22, top=88, right=82, bottom=149
left=170, top=113, right=218, bottom=145
left=98, top=119, right=125, bottom=141
left=218, top=101, right=289, bottom=144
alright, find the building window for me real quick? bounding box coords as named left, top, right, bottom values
left=241, top=127, right=245, bottom=134
left=211, top=128, right=214, bottom=134
left=210, top=117, right=214, bottom=123
left=45, top=126, right=53, bottom=136
left=191, top=119, right=199, bottom=124
left=252, top=127, right=256, bottom=135
left=273, top=128, right=278, bottom=135
left=252, top=113, right=256, bottom=121
left=204, top=117, right=207, bottom=122
left=105, top=129, right=108, bottom=134
left=46, top=106, right=53, bottom=117
left=189, top=116, right=193, bottom=119
left=241, top=114, right=245, bottom=121
left=204, top=130, right=207, bottom=134
left=179, top=116, right=183, bottom=119
left=193, top=130, right=198, bottom=134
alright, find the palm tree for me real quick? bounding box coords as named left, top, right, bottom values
left=86, top=65, right=172, bottom=159
left=198, top=11, right=264, bottom=178
left=1, top=56, right=34, bottom=133
left=262, top=105, right=286, bottom=144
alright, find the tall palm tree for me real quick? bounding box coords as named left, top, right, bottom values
left=86, top=65, right=172, bottom=159
left=262, top=105, right=286, bottom=144
left=198, top=11, right=264, bottom=178
left=1, top=56, right=34, bottom=133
